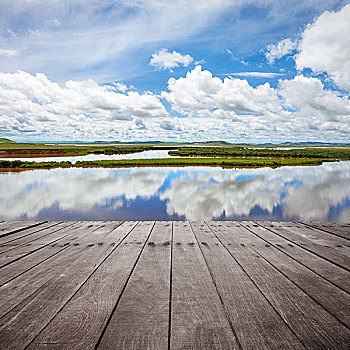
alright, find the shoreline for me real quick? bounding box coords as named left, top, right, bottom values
left=0, top=157, right=330, bottom=171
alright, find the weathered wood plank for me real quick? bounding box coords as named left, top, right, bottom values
left=0, top=221, right=130, bottom=350
left=0, top=222, right=95, bottom=286
left=277, top=222, right=350, bottom=255
left=0, top=221, right=116, bottom=317
left=0, top=222, right=78, bottom=267
left=207, top=221, right=350, bottom=350
left=0, top=221, right=63, bottom=246
left=96, top=221, right=171, bottom=350
left=27, top=221, right=155, bottom=350
left=0, top=222, right=73, bottom=254
left=0, top=221, right=46, bottom=238
left=250, top=222, right=350, bottom=294
left=170, top=221, right=240, bottom=350
left=190, top=221, right=304, bottom=350
left=85, top=221, right=170, bottom=349
left=238, top=222, right=350, bottom=327
left=256, top=221, right=350, bottom=271
left=301, top=222, right=350, bottom=240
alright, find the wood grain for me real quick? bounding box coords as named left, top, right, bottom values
left=27, top=222, right=153, bottom=350
left=190, top=221, right=304, bottom=350
left=208, top=221, right=350, bottom=349
left=255, top=221, right=350, bottom=271
left=254, top=221, right=350, bottom=292
left=0, top=221, right=126, bottom=350
left=97, top=221, right=170, bottom=350
left=0, top=221, right=46, bottom=238
left=239, top=222, right=350, bottom=327
left=301, top=222, right=350, bottom=240
left=170, top=221, right=240, bottom=350
left=0, top=220, right=349, bottom=350
left=0, top=221, right=63, bottom=246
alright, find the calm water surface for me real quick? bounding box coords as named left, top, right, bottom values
left=1, top=161, right=350, bottom=222
left=0, top=149, right=175, bottom=163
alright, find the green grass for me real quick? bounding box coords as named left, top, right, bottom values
left=0, top=138, right=16, bottom=144
left=0, top=157, right=328, bottom=170
left=169, top=147, right=350, bottom=160
left=0, top=143, right=153, bottom=156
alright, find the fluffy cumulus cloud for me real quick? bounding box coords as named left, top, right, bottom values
left=161, top=66, right=350, bottom=140
left=295, top=4, right=350, bottom=90
left=159, top=162, right=350, bottom=221
left=266, top=4, right=350, bottom=91
left=0, top=167, right=169, bottom=219
left=0, top=71, right=168, bottom=140
left=150, top=49, right=193, bottom=71
left=162, top=66, right=283, bottom=117
left=1, top=163, right=349, bottom=221
left=226, top=72, right=284, bottom=78
left=0, top=49, right=19, bottom=57
left=265, top=38, right=298, bottom=64
left=0, top=65, right=349, bottom=142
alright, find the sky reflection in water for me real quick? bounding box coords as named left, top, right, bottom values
left=0, top=149, right=174, bottom=163
left=1, top=162, right=350, bottom=222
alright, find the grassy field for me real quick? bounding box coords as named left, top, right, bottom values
left=169, top=147, right=350, bottom=160
left=0, top=143, right=155, bottom=157
left=0, top=157, right=327, bottom=170
left=1, top=142, right=349, bottom=169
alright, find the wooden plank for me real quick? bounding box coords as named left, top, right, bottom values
left=0, top=222, right=96, bottom=286
left=170, top=221, right=240, bottom=350
left=0, top=221, right=132, bottom=350
left=190, top=221, right=304, bottom=350
left=28, top=221, right=157, bottom=350
left=0, top=222, right=73, bottom=254
left=0, top=221, right=117, bottom=317
left=0, top=221, right=63, bottom=246
left=238, top=222, right=350, bottom=328
left=207, top=221, right=350, bottom=350
left=0, top=221, right=46, bottom=238
left=301, top=222, right=350, bottom=240
left=277, top=222, right=350, bottom=254
left=248, top=222, right=350, bottom=294
left=255, top=221, right=350, bottom=271
left=0, top=222, right=78, bottom=267
left=97, top=221, right=171, bottom=350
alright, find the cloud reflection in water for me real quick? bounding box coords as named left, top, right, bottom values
left=1, top=162, right=350, bottom=222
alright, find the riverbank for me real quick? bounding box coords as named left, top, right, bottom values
left=169, top=146, right=350, bottom=160
left=0, top=157, right=329, bottom=170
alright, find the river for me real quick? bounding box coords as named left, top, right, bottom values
left=1, top=161, right=349, bottom=222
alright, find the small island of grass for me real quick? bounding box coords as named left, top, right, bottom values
left=0, top=157, right=329, bottom=170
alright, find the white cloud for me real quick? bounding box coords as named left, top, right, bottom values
left=161, top=66, right=350, bottom=141
left=0, top=71, right=167, bottom=119
left=223, top=72, right=284, bottom=78
left=161, top=65, right=285, bottom=118
left=0, top=70, right=168, bottom=140
left=0, top=67, right=349, bottom=142
left=279, top=75, right=350, bottom=118
left=295, top=4, right=350, bottom=90
left=150, top=49, right=193, bottom=71
left=1, top=163, right=349, bottom=222
left=265, top=38, right=298, bottom=64
left=158, top=162, right=350, bottom=221
left=0, top=49, right=19, bottom=57
left=0, top=167, right=169, bottom=219
left=0, top=0, right=232, bottom=80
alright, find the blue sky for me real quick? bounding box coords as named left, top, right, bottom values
left=0, top=0, right=349, bottom=142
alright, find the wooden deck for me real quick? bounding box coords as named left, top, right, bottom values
left=0, top=221, right=349, bottom=349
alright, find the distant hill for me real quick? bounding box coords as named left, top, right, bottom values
left=279, top=142, right=350, bottom=147
left=0, top=138, right=15, bottom=144
left=193, top=141, right=232, bottom=146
